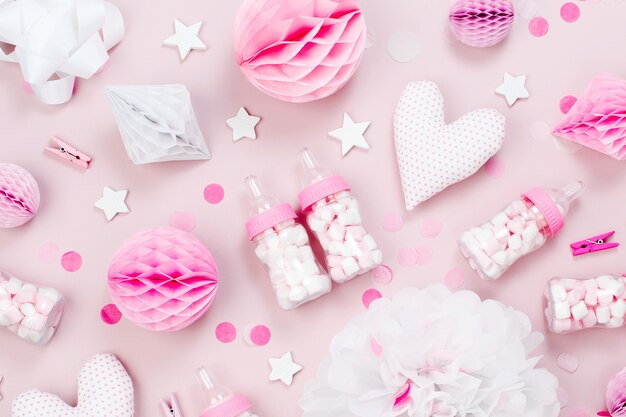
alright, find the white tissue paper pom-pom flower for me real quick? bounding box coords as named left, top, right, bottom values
left=300, top=284, right=560, bottom=417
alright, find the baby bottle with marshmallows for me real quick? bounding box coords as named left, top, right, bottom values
left=458, top=182, right=584, bottom=280
left=245, top=175, right=331, bottom=310
left=197, top=367, right=259, bottom=417
left=298, top=148, right=382, bottom=283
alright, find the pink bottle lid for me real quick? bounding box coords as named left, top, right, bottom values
left=245, top=203, right=297, bottom=240
left=199, top=395, right=252, bottom=417
left=521, top=187, right=564, bottom=237
left=298, top=175, right=350, bottom=211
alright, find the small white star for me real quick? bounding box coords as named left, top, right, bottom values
left=495, top=73, right=529, bottom=106
left=328, top=113, right=371, bottom=157
left=163, top=19, right=207, bottom=61
left=95, top=187, right=129, bottom=221
left=227, top=107, right=261, bottom=142
left=269, top=352, right=303, bottom=386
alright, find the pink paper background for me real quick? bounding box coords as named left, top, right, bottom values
left=1, top=0, right=626, bottom=416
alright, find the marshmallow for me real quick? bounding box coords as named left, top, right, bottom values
left=597, top=306, right=611, bottom=324
left=554, top=301, right=571, bottom=320
left=610, top=299, right=626, bottom=319
left=550, top=284, right=567, bottom=303
left=570, top=301, right=589, bottom=321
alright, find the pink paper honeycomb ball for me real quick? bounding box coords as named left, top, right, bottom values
left=0, top=163, right=40, bottom=228
left=449, top=0, right=515, bottom=48
left=233, top=0, right=367, bottom=103
left=107, top=228, right=219, bottom=332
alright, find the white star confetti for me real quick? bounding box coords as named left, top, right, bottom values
left=227, top=107, right=261, bottom=142
left=495, top=73, right=530, bottom=106
left=163, top=19, right=207, bottom=61
left=328, top=113, right=371, bottom=156
left=269, top=352, right=303, bottom=386
left=95, top=187, right=129, bottom=221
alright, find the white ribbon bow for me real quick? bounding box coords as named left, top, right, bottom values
left=0, top=0, right=124, bottom=105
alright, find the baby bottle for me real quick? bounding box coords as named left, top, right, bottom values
left=197, top=367, right=258, bottom=417
left=297, top=148, right=382, bottom=283
left=458, top=182, right=584, bottom=280
left=0, top=271, right=64, bottom=344
left=545, top=275, right=626, bottom=334
left=245, top=175, right=331, bottom=310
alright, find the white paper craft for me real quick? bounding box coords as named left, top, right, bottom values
left=0, top=0, right=124, bottom=105
left=105, top=85, right=211, bottom=164
left=269, top=352, right=303, bottom=386
left=94, top=186, right=128, bottom=221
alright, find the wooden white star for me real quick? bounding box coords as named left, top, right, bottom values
left=495, top=73, right=529, bottom=106
left=94, top=187, right=129, bottom=221
left=227, top=107, right=261, bottom=142
left=163, top=19, right=207, bottom=61
left=328, top=113, right=371, bottom=157
left=269, top=352, right=302, bottom=386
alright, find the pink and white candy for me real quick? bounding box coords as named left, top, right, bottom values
left=545, top=275, right=626, bottom=334
left=0, top=271, right=64, bottom=344
left=0, top=163, right=40, bottom=228
left=306, top=191, right=382, bottom=283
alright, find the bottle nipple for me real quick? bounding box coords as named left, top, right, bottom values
left=245, top=175, right=279, bottom=215
left=299, top=147, right=331, bottom=186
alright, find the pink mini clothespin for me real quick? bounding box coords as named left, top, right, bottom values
left=46, top=136, right=91, bottom=169
left=571, top=231, right=619, bottom=256
left=160, top=394, right=183, bottom=417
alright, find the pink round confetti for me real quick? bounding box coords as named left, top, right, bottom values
left=38, top=242, right=60, bottom=263
left=248, top=325, right=271, bottom=346
left=484, top=156, right=506, bottom=178
left=100, top=304, right=122, bottom=325
left=568, top=408, right=590, bottom=417
left=169, top=211, right=197, bottom=232
left=61, top=251, right=82, bottom=272
left=203, top=183, right=225, bottom=205
left=215, top=322, right=237, bottom=344
left=560, top=2, right=580, bottom=23
left=362, top=289, right=382, bottom=309
left=370, top=338, right=383, bottom=356
left=444, top=268, right=465, bottom=289
left=415, top=245, right=433, bottom=265
left=557, top=352, right=579, bottom=373
left=371, top=264, right=393, bottom=285
left=529, top=16, right=549, bottom=37
left=397, top=248, right=418, bottom=266
left=557, top=387, right=569, bottom=409
left=382, top=212, right=404, bottom=232
left=420, top=218, right=442, bottom=239
left=560, top=95, right=578, bottom=114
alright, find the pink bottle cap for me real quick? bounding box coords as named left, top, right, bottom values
left=199, top=395, right=252, bottom=417
left=298, top=175, right=350, bottom=211
left=521, top=187, right=564, bottom=237
left=245, top=203, right=297, bottom=240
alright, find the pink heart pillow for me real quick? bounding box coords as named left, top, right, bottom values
left=12, top=354, right=134, bottom=417
left=394, top=81, right=505, bottom=210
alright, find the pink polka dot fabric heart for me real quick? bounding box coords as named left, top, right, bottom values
left=12, top=354, right=133, bottom=417
left=393, top=81, right=505, bottom=210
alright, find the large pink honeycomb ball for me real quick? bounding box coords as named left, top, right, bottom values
left=234, top=0, right=367, bottom=103
left=107, top=228, right=219, bottom=332
left=0, top=163, right=40, bottom=228
left=449, top=0, right=515, bottom=48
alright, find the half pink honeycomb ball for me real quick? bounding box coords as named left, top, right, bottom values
left=449, top=0, right=515, bottom=48
left=107, top=228, right=219, bottom=332
left=0, top=163, right=40, bottom=228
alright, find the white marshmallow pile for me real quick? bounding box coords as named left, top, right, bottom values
left=254, top=220, right=332, bottom=310
left=0, top=272, right=63, bottom=344
left=546, top=275, right=626, bottom=334
left=306, top=191, right=382, bottom=283
left=459, top=199, right=554, bottom=280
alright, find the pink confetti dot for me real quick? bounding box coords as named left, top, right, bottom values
left=560, top=95, right=578, bottom=114
left=203, top=184, right=224, bottom=205
left=560, top=2, right=580, bottom=23
left=529, top=16, right=549, bottom=37
left=362, top=289, right=382, bottom=309
left=371, top=264, right=393, bottom=285
left=382, top=212, right=403, bottom=232
left=557, top=387, right=569, bottom=408
left=169, top=211, right=197, bottom=232
left=444, top=268, right=465, bottom=289
left=38, top=242, right=60, bottom=263
left=484, top=156, right=505, bottom=178
left=415, top=245, right=433, bottom=265
left=420, top=218, right=442, bottom=239
left=557, top=352, right=579, bottom=373
left=100, top=304, right=122, bottom=325
left=247, top=325, right=271, bottom=346
left=397, top=248, right=418, bottom=266
left=215, top=322, right=237, bottom=344
left=568, top=408, right=590, bottom=417
left=370, top=338, right=383, bottom=356
left=61, top=251, right=82, bottom=272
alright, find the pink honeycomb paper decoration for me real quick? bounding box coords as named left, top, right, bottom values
left=233, top=0, right=367, bottom=103
left=0, top=163, right=40, bottom=228
left=449, top=0, right=515, bottom=48
left=553, top=73, right=626, bottom=160
left=107, top=227, right=219, bottom=332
